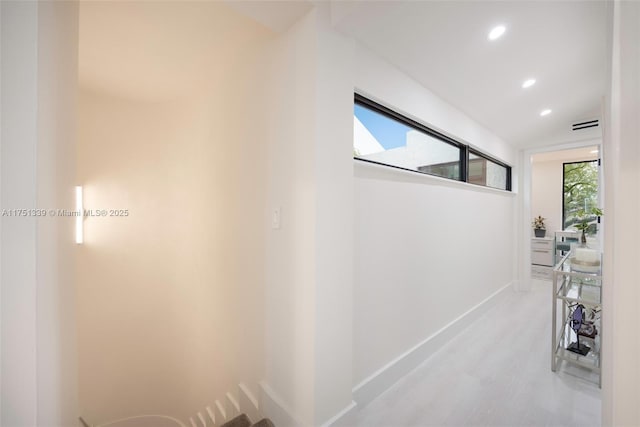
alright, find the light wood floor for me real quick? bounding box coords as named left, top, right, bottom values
left=352, top=280, right=601, bottom=427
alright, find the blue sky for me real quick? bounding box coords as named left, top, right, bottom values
left=354, top=104, right=410, bottom=150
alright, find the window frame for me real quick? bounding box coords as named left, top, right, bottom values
left=562, top=159, right=599, bottom=230
left=354, top=94, right=464, bottom=181
left=467, top=149, right=512, bottom=191
left=354, top=94, right=512, bottom=191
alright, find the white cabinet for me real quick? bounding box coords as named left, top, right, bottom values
left=531, top=237, right=554, bottom=266
left=532, top=264, right=552, bottom=280
left=531, top=237, right=554, bottom=279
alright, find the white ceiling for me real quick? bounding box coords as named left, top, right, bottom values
left=333, top=1, right=609, bottom=148
left=532, top=145, right=599, bottom=163
left=79, top=0, right=609, bottom=148
left=224, top=0, right=313, bottom=33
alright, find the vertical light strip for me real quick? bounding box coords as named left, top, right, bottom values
left=75, top=186, right=83, bottom=244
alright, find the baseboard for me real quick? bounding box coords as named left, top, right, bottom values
left=319, top=401, right=357, bottom=427
left=259, top=381, right=301, bottom=427
left=352, top=281, right=513, bottom=408
left=200, top=282, right=511, bottom=426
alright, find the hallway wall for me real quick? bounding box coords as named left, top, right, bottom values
left=1, top=2, right=79, bottom=425
left=353, top=44, right=517, bottom=392
left=261, top=6, right=355, bottom=425
left=76, top=2, right=271, bottom=422
left=602, top=0, right=640, bottom=424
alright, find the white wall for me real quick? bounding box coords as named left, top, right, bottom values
left=531, top=160, right=562, bottom=233
left=353, top=45, right=517, bottom=389
left=0, top=3, right=38, bottom=423
left=1, top=1, right=79, bottom=425
left=262, top=5, right=354, bottom=425
left=262, top=10, right=518, bottom=424
left=262, top=11, right=317, bottom=425
left=531, top=149, right=598, bottom=235
left=314, top=6, right=355, bottom=424
left=354, top=168, right=514, bottom=384
left=36, top=2, right=80, bottom=423
left=602, top=0, right=640, bottom=425
left=1, top=3, right=3, bottom=420
left=76, top=2, right=270, bottom=422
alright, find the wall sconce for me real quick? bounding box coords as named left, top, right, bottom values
left=76, top=186, right=83, bottom=244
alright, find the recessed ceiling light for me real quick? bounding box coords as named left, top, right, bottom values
left=540, top=109, right=552, bottom=117
left=488, top=25, right=506, bottom=41
left=522, top=79, right=536, bottom=89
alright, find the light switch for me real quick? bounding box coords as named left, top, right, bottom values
left=272, top=207, right=281, bottom=229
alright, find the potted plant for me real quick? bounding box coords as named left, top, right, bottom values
left=574, top=207, right=603, bottom=245
left=532, top=215, right=546, bottom=237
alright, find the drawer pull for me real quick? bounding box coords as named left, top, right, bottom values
left=533, top=250, right=550, bottom=253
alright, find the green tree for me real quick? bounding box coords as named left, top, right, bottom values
left=563, top=161, right=598, bottom=230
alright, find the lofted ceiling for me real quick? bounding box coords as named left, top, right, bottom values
left=333, top=0, right=609, bottom=148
